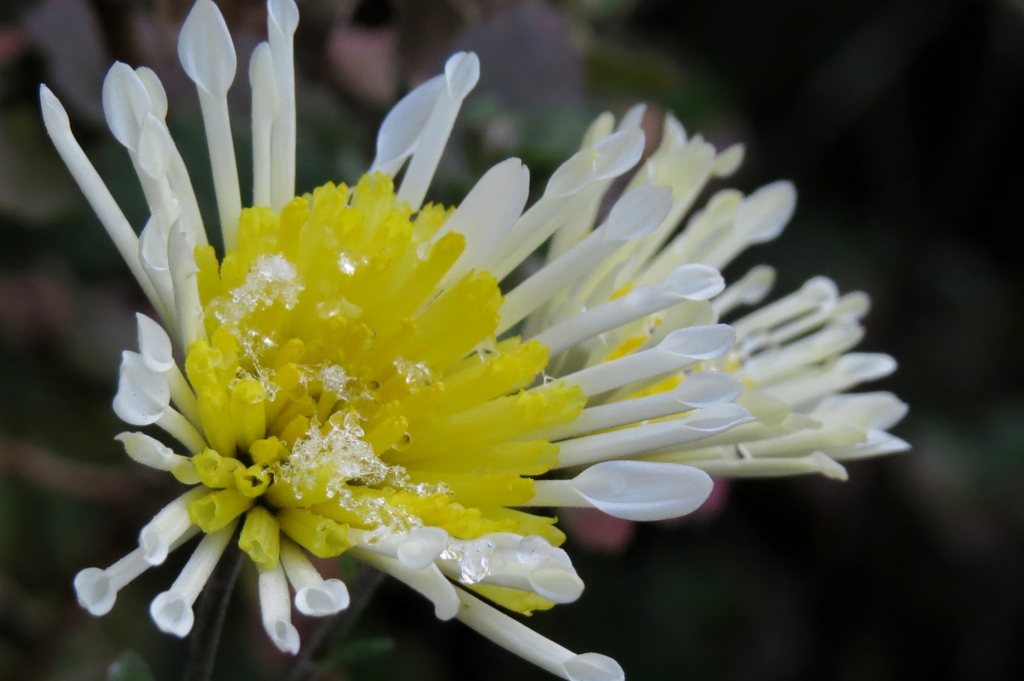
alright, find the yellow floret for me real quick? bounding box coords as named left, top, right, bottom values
left=177, top=173, right=585, bottom=615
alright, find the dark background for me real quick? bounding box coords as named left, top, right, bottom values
left=1, top=0, right=1023, bottom=679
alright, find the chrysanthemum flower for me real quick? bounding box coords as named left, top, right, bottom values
left=40, top=0, right=906, bottom=677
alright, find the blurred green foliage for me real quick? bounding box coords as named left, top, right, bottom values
left=106, top=651, right=156, bottom=681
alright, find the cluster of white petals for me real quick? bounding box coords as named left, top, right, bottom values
left=40, top=0, right=906, bottom=678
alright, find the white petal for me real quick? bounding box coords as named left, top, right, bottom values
left=571, top=460, right=714, bottom=521
left=397, top=52, right=481, bottom=210
left=136, top=114, right=170, bottom=180
left=555, top=403, right=752, bottom=468
left=267, top=0, right=299, bottom=211
left=136, top=313, right=174, bottom=372
left=733, top=276, right=838, bottom=339
left=168, top=220, right=207, bottom=349
left=259, top=563, right=300, bottom=654
left=743, top=322, right=865, bottom=385
left=139, top=212, right=172, bottom=274
left=761, top=353, right=897, bottom=406
left=581, top=111, right=615, bottom=148
left=153, top=409, right=208, bottom=455
left=40, top=86, right=166, bottom=318
left=545, top=147, right=598, bottom=198
left=825, top=429, right=910, bottom=460
left=648, top=412, right=817, bottom=459
left=555, top=324, right=735, bottom=398
left=295, top=580, right=350, bottom=617
left=689, top=450, right=849, bottom=481
left=249, top=41, right=278, bottom=207
left=135, top=67, right=168, bottom=120
left=151, top=522, right=237, bottom=636
left=180, top=0, right=241, bottom=248
left=711, top=143, right=745, bottom=177
left=267, top=618, right=300, bottom=654
left=115, top=431, right=184, bottom=471
left=592, top=129, right=645, bottom=180
left=483, top=150, right=597, bottom=282
left=138, top=488, right=207, bottom=565
left=564, top=653, right=626, bottom=681
left=530, top=265, right=724, bottom=357
left=370, top=75, right=445, bottom=175
left=102, top=62, right=151, bottom=150
left=548, top=371, right=745, bottom=442
left=617, top=103, right=646, bottom=131
left=177, top=0, right=237, bottom=98
left=743, top=421, right=867, bottom=458
left=662, top=114, right=687, bottom=148
left=351, top=548, right=460, bottom=620
left=435, top=158, right=530, bottom=291
left=712, top=265, right=776, bottom=317
left=444, top=51, right=480, bottom=98
left=603, top=184, right=674, bottom=241
left=150, top=591, right=195, bottom=637
left=662, top=263, right=726, bottom=300
left=267, top=0, right=300, bottom=33
left=734, top=180, right=797, bottom=244
left=812, top=392, right=908, bottom=431
left=835, top=291, right=871, bottom=320
left=75, top=567, right=119, bottom=616
left=396, top=527, right=450, bottom=571
left=280, top=538, right=351, bottom=616
left=527, top=567, right=585, bottom=603
left=637, top=189, right=742, bottom=285
left=113, top=351, right=170, bottom=425
left=672, top=371, right=746, bottom=406
left=74, top=535, right=198, bottom=618
left=657, top=323, right=736, bottom=359
left=498, top=186, right=672, bottom=334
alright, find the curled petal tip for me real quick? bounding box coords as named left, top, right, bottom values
left=295, top=579, right=350, bottom=616
left=444, top=51, right=480, bottom=99
left=150, top=591, right=194, bottom=638
left=564, top=653, right=625, bottom=681
left=74, top=568, right=115, bottom=616
left=268, top=619, right=301, bottom=654
left=527, top=567, right=584, bottom=603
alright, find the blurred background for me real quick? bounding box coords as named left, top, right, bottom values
left=2, top=0, right=1023, bottom=679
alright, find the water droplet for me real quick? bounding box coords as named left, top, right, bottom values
left=455, top=540, right=495, bottom=584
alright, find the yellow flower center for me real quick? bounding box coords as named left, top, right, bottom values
left=180, top=173, right=584, bottom=610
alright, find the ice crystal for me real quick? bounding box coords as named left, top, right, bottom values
left=338, top=252, right=368, bottom=276
left=230, top=254, right=300, bottom=314
left=394, top=358, right=434, bottom=386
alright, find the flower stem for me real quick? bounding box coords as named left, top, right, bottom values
left=284, top=564, right=386, bottom=681
left=181, top=538, right=244, bottom=681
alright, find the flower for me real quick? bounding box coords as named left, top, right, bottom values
left=39, top=0, right=906, bottom=677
